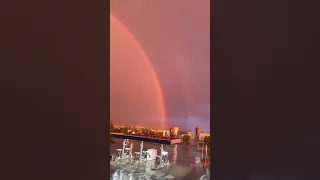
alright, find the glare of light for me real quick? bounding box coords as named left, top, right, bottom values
left=205, top=144, right=207, bottom=158
left=172, top=144, right=177, bottom=164
left=130, top=142, right=133, bottom=159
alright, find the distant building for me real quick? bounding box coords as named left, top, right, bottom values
left=165, top=130, right=170, bottom=137
left=173, top=127, right=180, bottom=136
left=195, top=127, right=200, bottom=136
left=187, top=131, right=210, bottom=141
left=134, top=125, right=144, bottom=130
left=198, top=132, right=210, bottom=141
left=187, top=132, right=197, bottom=140
left=168, top=127, right=180, bottom=137
left=169, top=128, right=174, bottom=137
left=179, top=130, right=188, bottom=135
left=195, top=127, right=200, bottom=140
left=154, top=129, right=166, bottom=136
left=114, top=125, right=125, bottom=129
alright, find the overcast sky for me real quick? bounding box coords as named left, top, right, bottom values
left=110, top=0, right=210, bottom=132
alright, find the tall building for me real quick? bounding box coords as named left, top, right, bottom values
left=195, top=127, right=200, bottom=140
left=195, top=127, right=200, bottom=135
left=169, top=128, right=174, bottom=137
left=173, top=127, right=180, bottom=136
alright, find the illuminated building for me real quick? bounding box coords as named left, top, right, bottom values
left=173, top=127, right=180, bottom=136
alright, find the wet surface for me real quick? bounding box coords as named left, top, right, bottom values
left=110, top=138, right=210, bottom=180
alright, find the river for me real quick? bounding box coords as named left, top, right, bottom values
left=110, top=138, right=210, bottom=180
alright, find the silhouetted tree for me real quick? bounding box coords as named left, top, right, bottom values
left=123, top=126, right=129, bottom=134
left=145, top=129, right=149, bottom=136
left=110, top=122, right=114, bottom=132
left=142, top=128, right=152, bottom=136
left=183, top=135, right=190, bottom=143
left=204, top=136, right=210, bottom=146
left=119, top=127, right=124, bottom=134
left=156, top=132, right=163, bottom=137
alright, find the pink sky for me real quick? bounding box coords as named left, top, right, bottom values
left=110, top=0, right=210, bottom=131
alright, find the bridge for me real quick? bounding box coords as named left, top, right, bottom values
left=110, top=133, right=181, bottom=145
left=110, top=133, right=181, bottom=162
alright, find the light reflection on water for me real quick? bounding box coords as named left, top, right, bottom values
left=111, top=138, right=196, bottom=166
left=172, top=144, right=177, bottom=164
left=130, top=142, right=133, bottom=158
left=110, top=138, right=210, bottom=180
left=111, top=168, right=146, bottom=180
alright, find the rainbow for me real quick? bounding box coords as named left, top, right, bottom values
left=110, top=13, right=166, bottom=126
